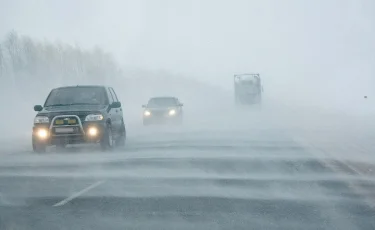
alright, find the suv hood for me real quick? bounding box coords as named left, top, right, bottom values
left=41, top=104, right=107, bottom=113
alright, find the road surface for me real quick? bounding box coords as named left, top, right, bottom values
left=0, top=103, right=374, bottom=230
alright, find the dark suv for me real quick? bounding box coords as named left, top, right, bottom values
left=32, top=85, right=126, bottom=152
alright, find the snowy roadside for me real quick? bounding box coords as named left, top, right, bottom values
left=0, top=135, right=31, bottom=155
left=273, top=100, right=375, bottom=176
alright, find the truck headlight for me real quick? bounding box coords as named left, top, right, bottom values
left=169, top=109, right=176, bottom=116
left=34, top=116, right=49, bottom=124
left=144, top=111, right=151, bottom=116
left=85, top=114, right=104, bottom=121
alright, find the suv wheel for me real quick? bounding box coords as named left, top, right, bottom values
left=100, top=124, right=114, bottom=151
left=143, top=120, right=150, bottom=126
left=116, top=121, right=126, bottom=147
left=32, top=138, right=46, bottom=153
left=177, top=115, right=183, bottom=125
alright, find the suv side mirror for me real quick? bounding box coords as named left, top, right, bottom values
left=142, top=104, right=146, bottom=108
left=111, top=102, right=121, bottom=108
left=34, top=105, right=43, bottom=112
left=179, top=103, right=184, bottom=107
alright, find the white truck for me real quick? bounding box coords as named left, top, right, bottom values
left=234, top=73, right=263, bottom=105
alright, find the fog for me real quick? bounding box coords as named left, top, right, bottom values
left=1, top=0, right=375, bottom=108
left=0, top=0, right=374, bottom=145
left=2, top=3, right=375, bottom=228
left=0, top=0, right=373, bottom=150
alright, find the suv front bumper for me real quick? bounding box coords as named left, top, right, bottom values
left=32, top=117, right=107, bottom=146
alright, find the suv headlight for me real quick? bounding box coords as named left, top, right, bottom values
left=85, top=114, right=104, bottom=121
left=34, top=116, right=49, bottom=124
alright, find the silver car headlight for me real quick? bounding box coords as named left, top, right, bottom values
left=34, top=116, right=49, bottom=124
left=144, top=110, right=151, bottom=116
left=85, top=114, right=104, bottom=121
left=169, top=109, right=176, bottom=116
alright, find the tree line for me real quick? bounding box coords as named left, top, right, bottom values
left=0, top=30, right=122, bottom=99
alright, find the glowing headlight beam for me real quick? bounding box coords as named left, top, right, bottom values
left=169, top=110, right=176, bottom=116
left=88, top=127, right=98, bottom=136
left=37, top=129, right=48, bottom=139
left=144, top=111, right=151, bottom=116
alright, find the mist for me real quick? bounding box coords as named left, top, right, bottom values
left=2, top=2, right=375, bottom=229
left=1, top=0, right=374, bottom=111
left=0, top=0, right=374, bottom=147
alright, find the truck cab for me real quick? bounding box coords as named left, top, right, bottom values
left=234, top=73, right=263, bottom=105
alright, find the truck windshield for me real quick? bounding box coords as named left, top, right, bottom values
left=44, top=87, right=107, bottom=106
left=235, top=74, right=259, bottom=82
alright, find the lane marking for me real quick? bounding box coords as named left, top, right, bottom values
left=292, top=136, right=375, bottom=209
left=53, top=180, right=105, bottom=207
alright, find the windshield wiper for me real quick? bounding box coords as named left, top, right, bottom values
left=69, top=103, right=101, bottom=105
left=45, top=103, right=101, bottom=107
left=45, top=104, right=71, bottom=107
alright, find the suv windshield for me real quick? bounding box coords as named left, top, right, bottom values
left=148, top=97, right=177, bottom=107
left=44, top=87, right=107, bottom=106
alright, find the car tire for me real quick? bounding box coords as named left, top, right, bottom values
left=32, top=139, right=46, bottom=153
left=235, top=94, right=240, bottom=105
left=116, top=121, right=126, bottom=147
left=175, top=116, right=183, bottom=125
left=100, top=124, right=114, bottom=151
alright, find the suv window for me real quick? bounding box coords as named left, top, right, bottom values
left=109, top=88, right=119, bottom=102
left=44, top=87, right=108, bottom=106
left=107, top=88, right=114, bottom=104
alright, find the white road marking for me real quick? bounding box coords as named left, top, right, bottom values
left=292, top=136, right=375, bottom=208
left=53, top=180, right=105, bottom=207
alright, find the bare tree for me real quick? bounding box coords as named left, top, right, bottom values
left=4, top=31, right=23, bottom=75
left=0, top=44, right=4, bottom=79
left=21, top=36, right=38, bottom=76
left=0, top=30, right=124, bottom=94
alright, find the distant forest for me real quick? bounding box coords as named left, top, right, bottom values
left=0, top=30, right=122, bottom=94
left=0, top=30, right=228, bottom=109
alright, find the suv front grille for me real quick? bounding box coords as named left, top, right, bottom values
left=49, top=113, right=88, bottom=125
left=50, top=115, right=85, bottom=136
left=53, top=117, right=79, bottom=126
left=151, top=110, right=168, bottom=117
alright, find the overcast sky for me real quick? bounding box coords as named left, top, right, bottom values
left=1, top=0, right=374, bottom=104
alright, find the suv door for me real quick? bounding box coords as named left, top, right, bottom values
left=108, top=87, right=122, bottom=133
left=106, top=87, right=118, bottom=132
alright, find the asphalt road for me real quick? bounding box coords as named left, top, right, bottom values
left=0, top=104, right=374, bottom=230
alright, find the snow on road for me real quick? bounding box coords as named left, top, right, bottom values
left=0, top=102, right=374, bottom=230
